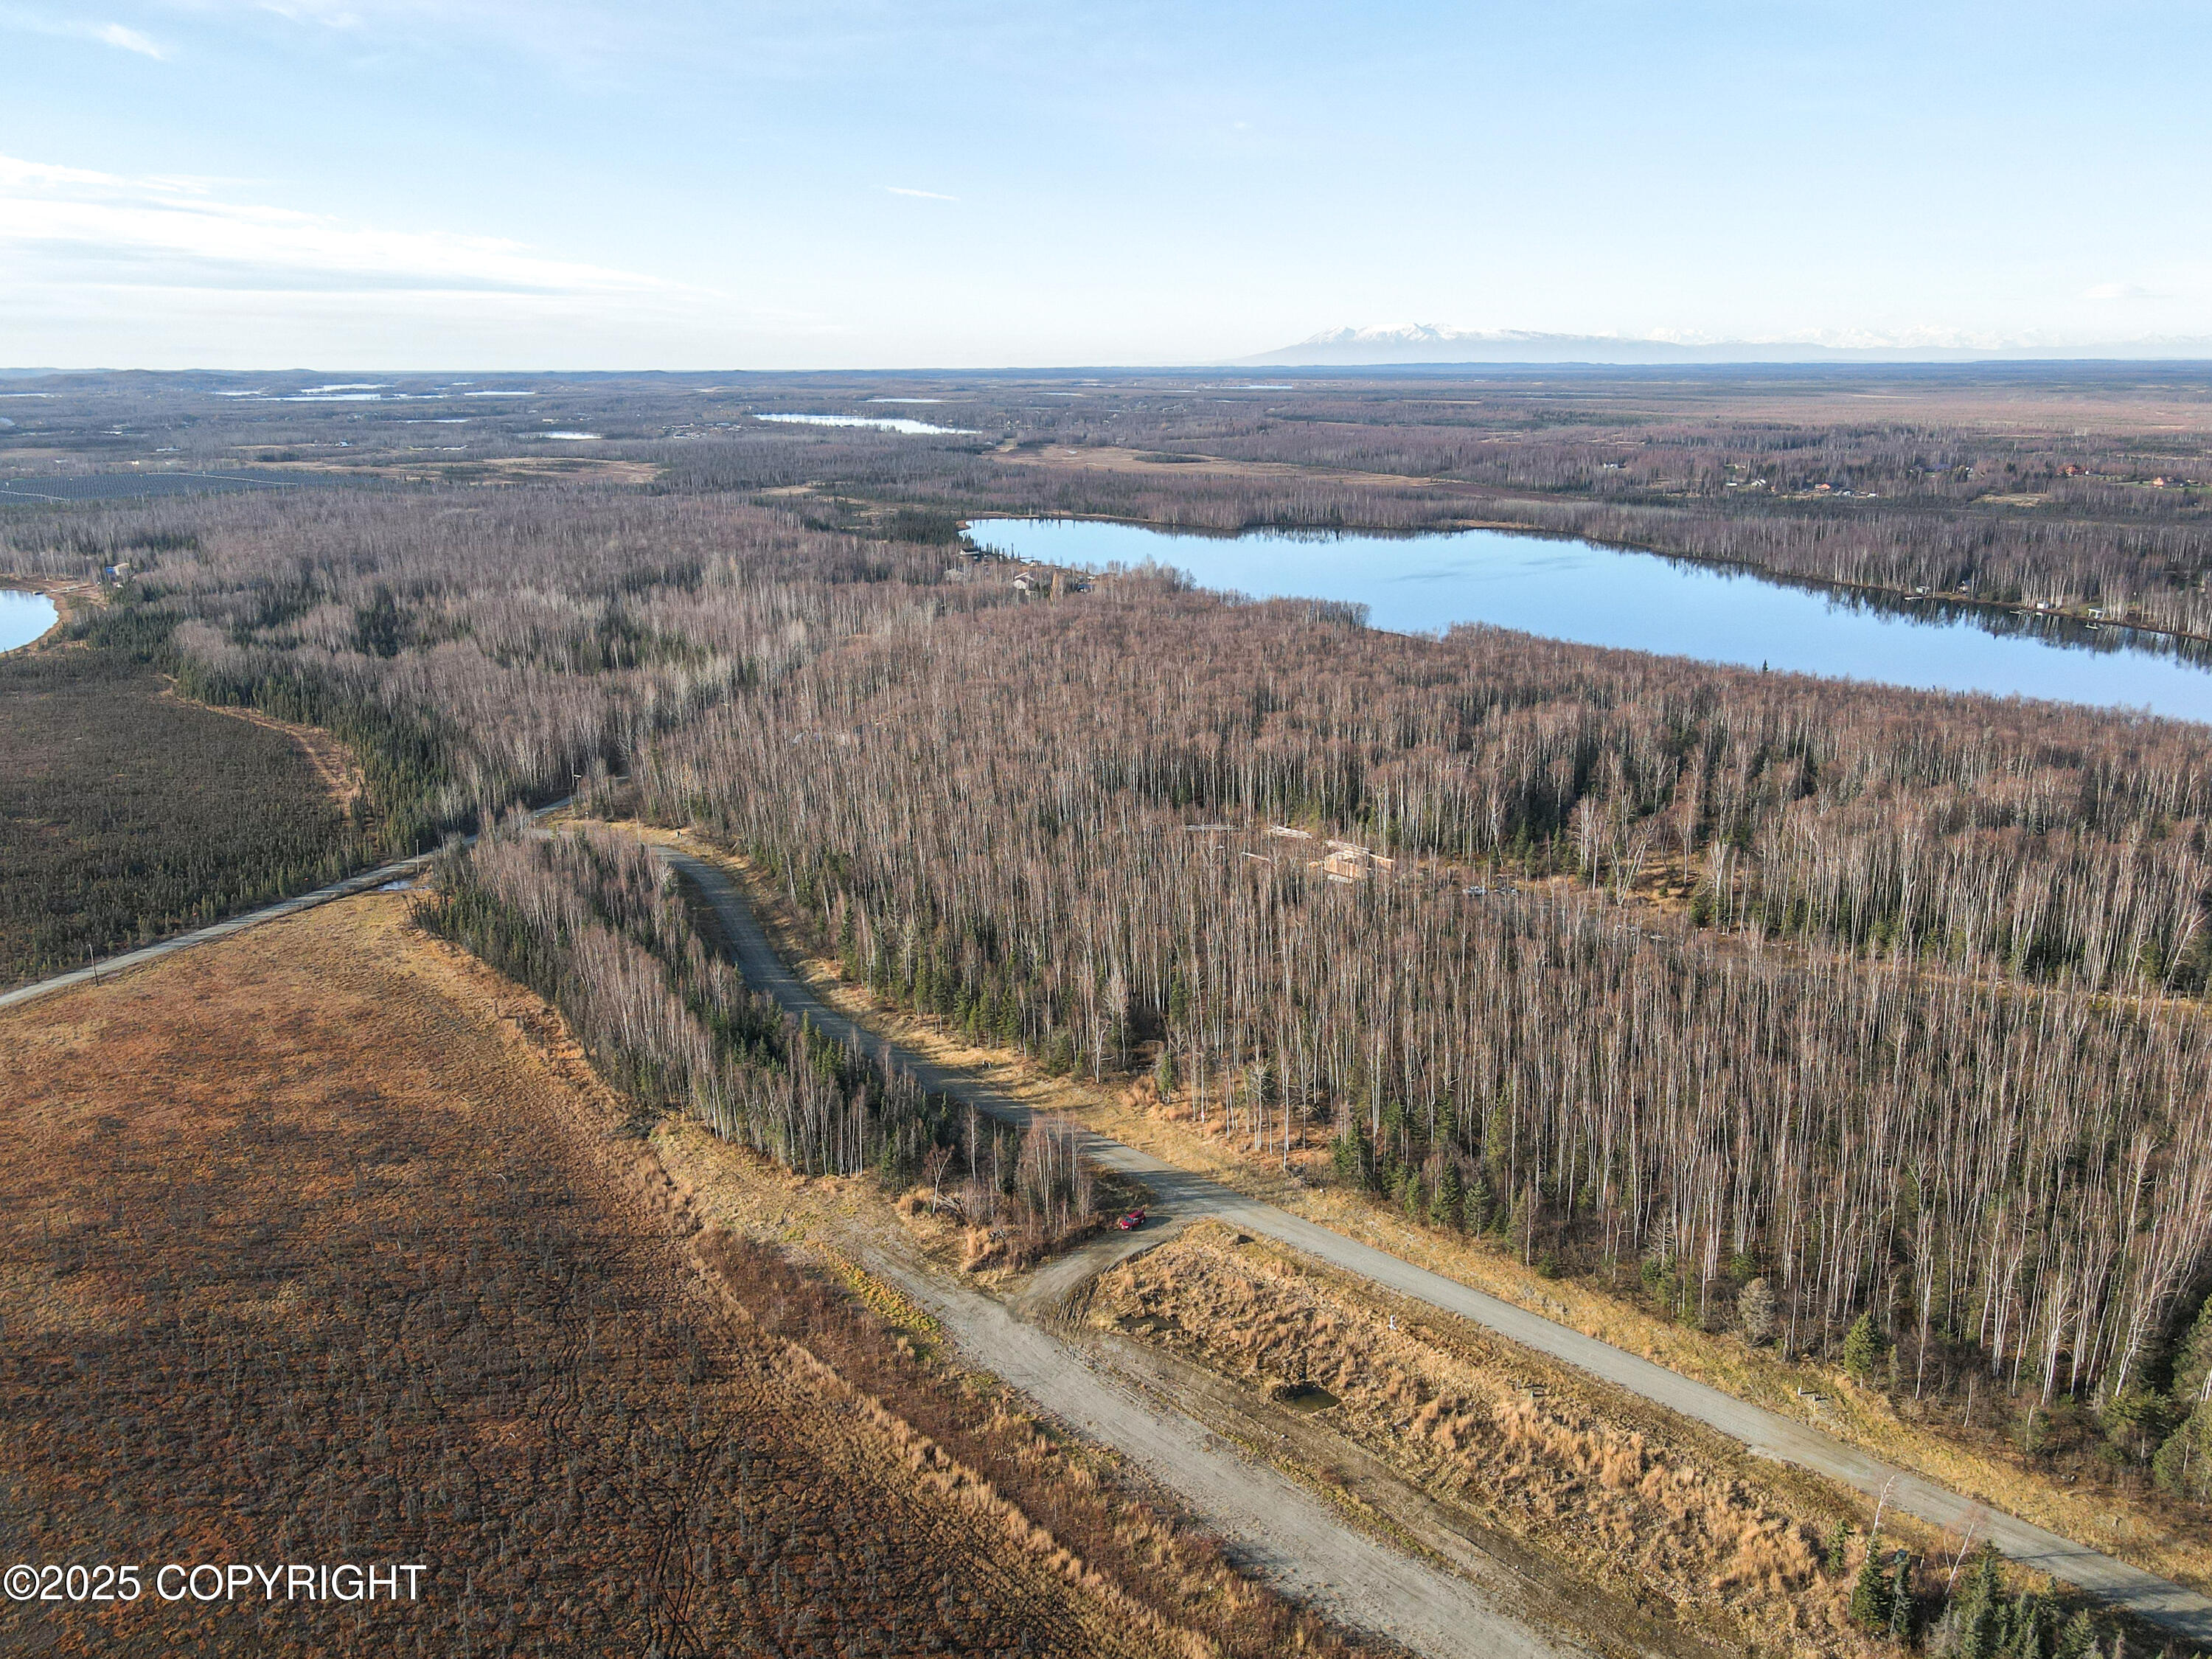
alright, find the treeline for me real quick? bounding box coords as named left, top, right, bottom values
left=422, top=823, right=1104, bottom=1251
left=641, top=588, right=2212, bottom=1401
left=1486, top=494, right=2212, bottom=643
left=9, top=486, right=995, bottom=850
left=422, top=823, right=947, bottom=1180
left=646, top=406, right=2212, bottom=641
left=641, top=375, right=2212, bottom=640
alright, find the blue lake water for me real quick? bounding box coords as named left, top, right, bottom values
left=964, top=517, right=2212, bottom=724
left=0, top=589, right=56, bottom=653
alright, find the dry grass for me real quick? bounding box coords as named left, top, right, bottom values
left=642, top=1115, right=1371, bottom=1659
left=1094, top=1222, right=1935, bottom=1657
left=0, top=892, right=1304, bottom=1658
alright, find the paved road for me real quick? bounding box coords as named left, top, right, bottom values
left=663, top=846, right=2212, bottom=1642
left=0, top=799, right=569, bottom=1014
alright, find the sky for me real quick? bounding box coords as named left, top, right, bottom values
left=2, top=1, right=2209, bottom=369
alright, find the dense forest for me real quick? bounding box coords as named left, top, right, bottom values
left=0, top=639, right=362, bottom=985
left=640, top=584, right=2212, bottom=1407
left=10, top=366, right=2212, bottom=1478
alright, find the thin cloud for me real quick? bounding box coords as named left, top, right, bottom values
left=0, top=9, right=170, bottom=58
left=886, top=186, right=958, bottom=202
left=254, top=1, right=366, bottom=25
left=2084, top=282, right=2164, bottom=302
left=0, top=151, right=676, bottom=296
left=95, top=21, right=166, bottom=55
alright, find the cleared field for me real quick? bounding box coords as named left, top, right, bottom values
left=0, top=894, right=1262, bottom=1658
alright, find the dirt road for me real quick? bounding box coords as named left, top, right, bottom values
left=663, top=845, right=2212, bottom=1642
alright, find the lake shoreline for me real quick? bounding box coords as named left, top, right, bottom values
left=964, top=515, right=2212, bottom=723
left=961, top=508, right=2211, bottom=664
left=0, top=575, right=77, bottom=654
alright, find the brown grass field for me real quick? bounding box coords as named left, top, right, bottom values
left=0, top=893, right=1358, bottom=1659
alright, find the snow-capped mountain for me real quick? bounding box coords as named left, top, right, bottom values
left=1241, top=325, right=2212, bottom=366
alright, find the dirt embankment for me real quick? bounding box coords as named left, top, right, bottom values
left=1091, top=1223, right=1931, bottom=1658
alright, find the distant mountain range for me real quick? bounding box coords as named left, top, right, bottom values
left=1242, top=324, right=2212, bottom=366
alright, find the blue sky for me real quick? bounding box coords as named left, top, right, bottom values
left=2, top=1, right=2208, bottom=368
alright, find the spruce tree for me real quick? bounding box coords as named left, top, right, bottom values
left=1463, top=1166, right=1495, bottom=1234
left=2051, top=1610, right=2098, bottom=1659
left=1843, top=1310, right=1888, bottom=1381
left=1430, top=1161, right=1464, bottom=1229
left=2008, top=1592, right=2051, bottom=1659
left=1332, top=1126, right=1368, bottom=1189
left=2153, top=1397, right=2212, bottom=1500
left=1955, top=1545, right=2007, bottom=1659
left=2169, top=1295, right=2212, bottom=1406
left=1848, top=1550, right=1893, bottom=1631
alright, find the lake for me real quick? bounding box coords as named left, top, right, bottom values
left=754, top=413, right=978, bottom=437
left=964, top=517, right=2212, bottom=724
left=0, top=589, right=58, bottom=653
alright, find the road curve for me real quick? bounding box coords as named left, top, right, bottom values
left=662, top=845, right=2212, bottom=1642
left=0, top=799, right=570, bottom=1013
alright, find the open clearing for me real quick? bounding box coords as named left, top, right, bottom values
left=0, top=894, right=1235, bottom=1658
left=156, top=689, right=366, bottom=812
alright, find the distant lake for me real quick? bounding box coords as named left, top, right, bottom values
left=965, top=517, right=2212, bottom=724
left=0, top=589, right=57, bottom=653
left=754, top=413, right=978, bottom=437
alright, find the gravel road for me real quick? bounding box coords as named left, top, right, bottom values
left=16, top=825, right=2197, bottom=1641
left=663, top=844, right=2212, bottom=1643
left=0, top=799, right=568, bottom=1014
left=859, top=1239, right=1594, bottom=1659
